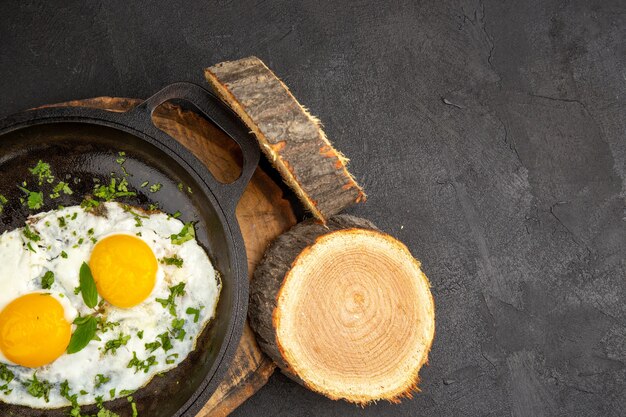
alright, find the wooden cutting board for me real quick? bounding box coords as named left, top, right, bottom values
left=40, top=97, right=296, bottom=416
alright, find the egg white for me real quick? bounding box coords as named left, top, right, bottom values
left=0, top=203, right=220, bottom=408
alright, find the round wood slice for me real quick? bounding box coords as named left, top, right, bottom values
left=40, top=97, right=297, bottom=417
left=250, top=215, right=435, bottom=404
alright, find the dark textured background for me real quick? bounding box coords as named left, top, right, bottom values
left=1, top=1, right=625, bottom=416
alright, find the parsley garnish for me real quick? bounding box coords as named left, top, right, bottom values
left=157, top=332, right=173, bottom=352
left=17, top=185, right=44, bottom=210
left=0, top=364, right=14, bottom=384
left=186, top=306, right=203, bottom=323
left=95, top=374, right=111, bottom=388
left=137, top=330, right=144, bottom=340
left=161, top=255, right=184, bottom=268
left=145, top=341, right=161, bottom=353
left=23, top=373, right=51, bottom=402
left=104, top=333, right=131, bottom=355
left=155, top=282, right=186, bottom=316
left=166, top=353, right=179, bottom=364
left=60, top=380, right=81, bottom=415
left=29, top=160, right=54, bottom=185
left=23, top=224, right=41, bottom=242
left=93, top=178, right=136, bottom=201
left=98, top=318, right=120, bottom=334
left=171, top=318, right=186, bottom=341
left=60, top=250, right=68, bottom=259
left=128, top=396, right=138, bottom=417
left=170, top=222, right=195, bottom=245
left=50, top=181, right=73, bottom=199
left=0, top=194, right=7, bottom=214
left=127, top=352, right=157, bottom=374
left=41, top=271, right=55, bottom=289
left=0, top=363, right=14, bottom=394
left=149, top=183, right=162, bottom=193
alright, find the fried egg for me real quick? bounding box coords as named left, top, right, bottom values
left=0, top=202, right=220, bottom=408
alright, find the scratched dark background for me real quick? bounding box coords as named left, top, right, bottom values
left=1, top=0, right=625, bottom=416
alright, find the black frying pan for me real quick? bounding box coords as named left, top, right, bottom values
left=0, top=82, right=259, bottom=417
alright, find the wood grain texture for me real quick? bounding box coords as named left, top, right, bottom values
left=205, top=57, right=366, bottom=222
left=43, top=97, right=297, bottom=416
left=249, top=215, right=435, bottom=404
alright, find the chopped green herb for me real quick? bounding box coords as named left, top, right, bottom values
left=79, top=262, right=98, bottom=308
left=95, top=374, right=111, bottom=388
left=110, top=388, right=116, bottom=398
left=71, top=212, right=78, bottom=220
left=172, top=211, right=182, bottom=219
left=145, top=341, right=161, bottom=353
left=88, top=228, right=95, bottom=236
left=26, top=242, right=36, bottom=253
left=119, top=389, right=134, bottom=396
left=140, top=181, right=149, bottom=188
left=122, top=204, right=148, bottom=227
left=77, top=238, right=84, bottom=245
left=60, top=380, right=81, bottom=415
left=80, top=389, right=88, bottom=395
left=187, top=186, right=192, bottom=194
left=18, top=185, right=44, bottom=210
left=127, top=352, right=157, bottom=374
left=137, top=330, right=144, bottom=340
left=60, top=250, right=68, bottom=259
left=41, top=271, right=55, bottom=289
left=171, top=318, right=186, bottom=341
left=186, top=306, right=203, bottom=323
left=166, top=353, right=179, bottom=364
left=155, top=282, right=186, bottom=316
left=50, top=181, right=73, bottom=199
left=23, top=373, right=51, bottom=402
left=161, top=255, right=183, bottom=268
left=81, top=196, right=101, bottom=210
left=128, top=396, right=138, bottom=417
left=0, top=364, right=14, bottom=384
left=148, top=203, right=159, bottom=211
left=0, top=194, right=7, bottom=214
left=177, top=183, right=184, bottom=191
left=170, top=222, right=195, bottom=245
left=23, top=224, right=41, bottom=241
left=157, top=332, right=173, bottom=352
left=98, top=318, right=120, bottom=334
left=29, top=160, right=54, bottom=185
left=57, top=216, right=67, bottom=228
left=98, top=408, right=122, bottom=417
left=93, top=178, right=136, bottom=201
left=149, top=183, right=162, bottom=193
left=104, top=333, right=131, bottom=355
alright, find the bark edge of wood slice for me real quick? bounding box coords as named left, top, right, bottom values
left=205, top=56, right=366, bottom=222
left=249, top=215, right=435, bottom=404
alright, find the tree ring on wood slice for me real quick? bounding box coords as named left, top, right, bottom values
left=250, top=215, right=435, bottom=404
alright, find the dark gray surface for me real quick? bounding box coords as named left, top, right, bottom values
left=1, top=1, right=625, bottom=416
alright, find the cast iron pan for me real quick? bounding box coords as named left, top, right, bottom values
left=0, top=82, right=259, bottom=417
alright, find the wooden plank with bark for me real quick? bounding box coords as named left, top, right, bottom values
left=205, top=56, right=366, bottom=222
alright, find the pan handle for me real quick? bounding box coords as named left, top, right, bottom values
left=130, top=82, right=260, bottom=210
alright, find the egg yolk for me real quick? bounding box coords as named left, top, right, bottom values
left=0, top=293, right=71, bottom=368
left=89, top=234, right=158, bottom=308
